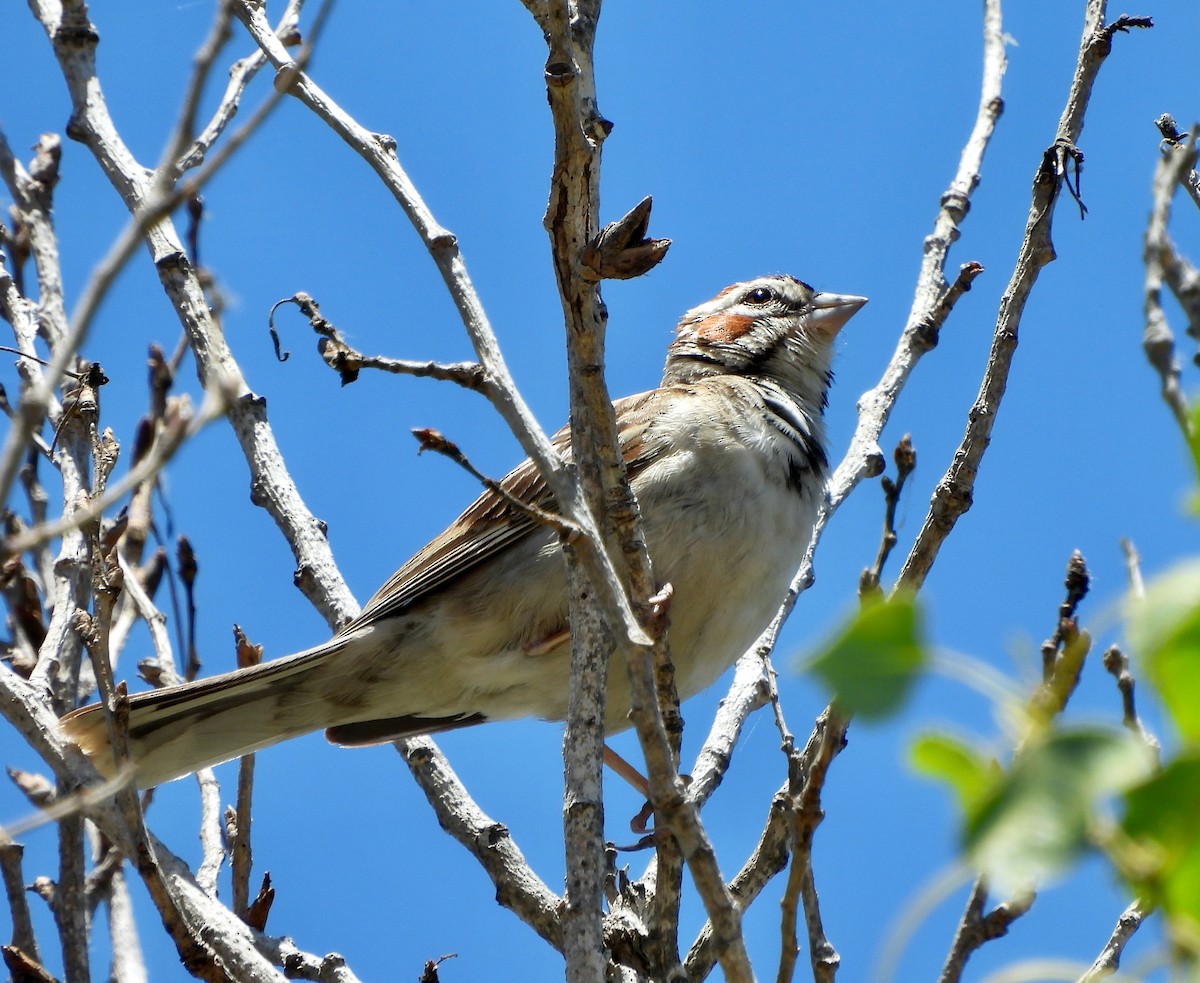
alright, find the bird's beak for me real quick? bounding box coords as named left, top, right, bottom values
left=807, top=292, right=868, bottom=339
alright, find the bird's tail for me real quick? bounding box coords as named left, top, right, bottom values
left=60, top=635, right=358, bottom=789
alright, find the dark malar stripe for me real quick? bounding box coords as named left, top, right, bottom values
left=759, top=390, right=828, bottom=492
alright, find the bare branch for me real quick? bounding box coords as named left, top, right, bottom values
left=1101, top=645, right=1160, bottom=757
left=230, top=627, right=262, bottom=920
left=0, top=832, right=41, bottom=966
left=26, top=0, right=359, bottom=633
left=860, top=435, right=917, bottom=597
left=1075, top=900, right=1149, bottom=982
left=398, top=738, right=564, bottom=951
left=1, top=945, right=59, bottom=983
left=68, top=2, right=320, bottom=368
left=3, top=393, right=226, bottom=562
left=163, top=0, right=237, bottom=170
left=228, top=0, right=649, bottom=649
left=896, top=4, right=1151, bottom=591
left=826, top=0, right=1004, bottom=508
left=685, top=655, right=773, bottom=809
left=534, top=4, right=686, bottom=980
left=257, top=938, right=364, bottom=983
left=105, top=866, right=148, bottom=983
left=194, top=769, right=226, bottom=898
left=0, top=132, right=68, bottom=515
left=939, top=877, right=1035, bottom=983
left=266, top=292, right=487, bottom=391
left=740, top=0, right=1005, bottom=700
left=411, top=427, right=579, bottom=537
left=113, top=549, right=178, bottom=684
left=1142, top=125, right=1199, bottom=437
left=0, top=664, right=286, bottom=980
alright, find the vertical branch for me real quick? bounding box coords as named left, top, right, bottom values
left=537, top=0, right=709, bottom=975
left=826, top=0, right=1006, bottom=507
left=54, top=812, right=90, bottom=983
left=896, top=5, right=1152, bottom=590
left=0, top=835, right=40, bottom=965
left=1141, top=125, right=1199, bottom=440
left=538, top=4, right=623, bottom=978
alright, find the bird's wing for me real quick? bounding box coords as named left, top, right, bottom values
left=344, top=389, right=666, bottom=632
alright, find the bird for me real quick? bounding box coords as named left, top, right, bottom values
left=61, top=275, right=866, bottom=788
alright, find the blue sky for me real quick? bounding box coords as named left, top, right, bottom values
left=3, top=2, right=1199, bottom=980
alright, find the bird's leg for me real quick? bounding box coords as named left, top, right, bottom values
left=602, top=744, right=651, bottom=798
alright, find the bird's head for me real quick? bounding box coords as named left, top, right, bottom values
left=662, top=275, right=867, bottom=403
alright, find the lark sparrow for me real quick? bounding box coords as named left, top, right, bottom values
left=62, top=275, right=866, bottom=787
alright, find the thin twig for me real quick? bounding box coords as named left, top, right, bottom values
left=3, top=393, right=226, bottom=561
left=162, top=0, right=237, bottom=170
left=267, top=291, right=488, bottom=391
left=708, top=0, right=1005, bottom=765
left=780, top=708, right=848, bottom=983
left=860, top=435, right=917, bottom=597
left=411, top=428, right=579, bottom=537
left=938, top=876, right=1035, bottom=983
left=0, top=132, right=67, bottom=519
left=231, top=758, right=256, bottom=919
left=0, top=832, right=41, bottom=965
left=114, top=549, right=179, bottom=683
left=230, top=625, right=261, bottom=920
left=1075, top=900, right=1149, bottom=982
left=1101, top=645, right=1160, bottom=757
left=682, top=788, right=792, bottom=980
left=67, top=3, right=319, bottom=361
left=1037, top=550, right=1090, bottom=685
left=104, top=866, right=148, bottom=983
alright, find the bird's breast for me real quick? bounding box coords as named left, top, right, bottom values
left=630, top=417, right=824, bottom=703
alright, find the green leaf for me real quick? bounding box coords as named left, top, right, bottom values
left=966, top=726, right=1154, bottom=893
left=910, top=732, right=996, bottom=813
left=804, top=594, right=927, bottom=720
left=1122, top=753, right=1200, bottom=938
left=1127, top=560, right=1200, bottom=743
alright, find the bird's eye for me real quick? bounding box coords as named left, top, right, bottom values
left=745, top=287, right=774, bottom=305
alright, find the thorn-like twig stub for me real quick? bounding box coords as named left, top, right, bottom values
left=27, top=134, right=62, bottom=191
left=1061, top=549, right=1090, bottom=618
left=1103, top=14, right=1153, bottom=37
left=233, top=624, right=263, bottom=669
left=581, top=197, right=671, bottom=282
left=418, top=953, right=459, bottom=983
left=242, top=872, right=274, bottom=932
left=1155, top=113, right=1185, bottom=146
